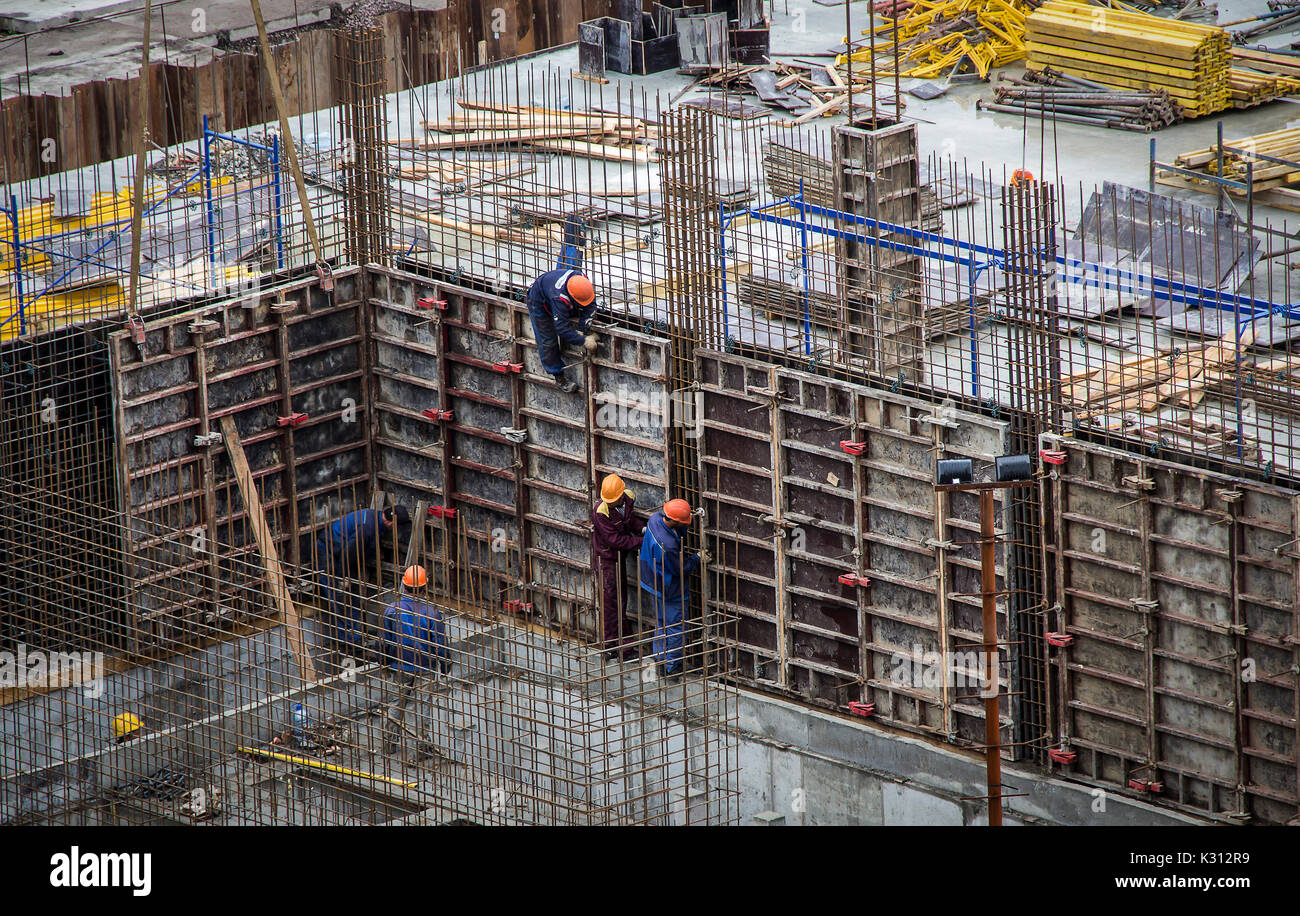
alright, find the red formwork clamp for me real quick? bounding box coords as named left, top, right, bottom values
left=839, top=573, right=871, bottom=588
left=423, top=408, right=454, bottom=421
left=1048, top=747, right=1078, bottom=765
left=126, top=314, right=147, bottom=346
left=427, top=505, right=457, bottom=520
left=417, top=296, right=447, bottom=311
left=840, top=440, right=867, bottom=456
left=1045, top=631, right=1074, bottom=648
left=848, top=701, right=875, bottom=717
left=493, top=361, right=524, bottom=374
left=315, top=262, right=335, bottom=293
left=1128, top=776, right=1164, bottom=794
left=503, top=599, right=533, bottom=613
left=277, top=412, right=309, bottom=428
left=1040, top=448, right=1068, bottom=466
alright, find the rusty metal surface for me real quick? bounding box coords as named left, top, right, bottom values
left=108, top=269, right=367, bottom=648
left=697, top=349, right=1018, bottom=750
left=1043, top=437, right=1300, bottom=824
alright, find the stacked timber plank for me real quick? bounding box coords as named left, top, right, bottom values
left=392, top=100, right=659, bottom=163
left=1025, top=0, right=1231, bottom=117
left=1228, top=47, right=1300, bottom=108
left=1061, top=326, right=1255, bottom=419
left=982, top=67, right=1182, bottom=131
left=1168, top=125, right=1300, bottom=194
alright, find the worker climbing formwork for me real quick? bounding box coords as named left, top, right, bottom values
left=526, top=215, right=599, bottom=393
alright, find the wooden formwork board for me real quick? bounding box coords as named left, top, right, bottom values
left=1043, top=438, right=1300, bottom=824
left=697, top=350, right=1016, bottom=750
left=108, top=269, right=369, bottom=649
left=367, top=267, right=669, bottom=636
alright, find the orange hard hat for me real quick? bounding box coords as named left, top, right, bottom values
left=566, top=274, right=595, bottom=306
left=403, top=565, right=428, bottom=589
left=663, top=498, right=692, bottom=525
left=601, top=473, right=625, bottom=502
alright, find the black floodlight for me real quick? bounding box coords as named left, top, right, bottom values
left=936, top=458, right=974, bottom=485
left=994, top=454, right=1033, bottom=483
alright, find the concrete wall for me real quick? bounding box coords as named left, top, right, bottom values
left=730, top=687, right=1203, bottom=826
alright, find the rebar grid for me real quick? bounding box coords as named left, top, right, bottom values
left=3, top=19, right=1300, bottom=825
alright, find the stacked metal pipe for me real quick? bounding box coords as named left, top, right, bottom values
left=978, top=68, right=1184, bottom=131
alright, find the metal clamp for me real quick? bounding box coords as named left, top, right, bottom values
left=193, top=431, right=223, bottom=448
left=500, top=427, right=527, bottom=444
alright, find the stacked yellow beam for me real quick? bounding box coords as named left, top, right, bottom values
left=1025, top=0, right=1230, bottom=117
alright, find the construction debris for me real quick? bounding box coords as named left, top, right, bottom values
left=1062, top=326, right=1257, bottom=419
left=854, top=0, right=1036, bottom=81
left=1026, top=0, right=1232, bottom=117
left=982, top=67, right=1183, bottom=131
left=392, top=101, right=659, bottom=162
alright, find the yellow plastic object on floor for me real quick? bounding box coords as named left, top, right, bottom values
left=839, top=0, right=1034, bottom=81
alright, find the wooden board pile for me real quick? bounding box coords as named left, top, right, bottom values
left=853, top=0, right=1037, bottom=81
left=1060, top=326, right=1255, bottom=418
left=1228, top=47, right=1300, bottom=108
left=1025, top=0, right=1231, bottom=117
left=982, top=67, right=1182, bottom=131
left=1167, top=125, right=1300, bottom=194
left=693, top=60, right=900, bottom=122
left=392, top=100, right=659, bottom=163
left=761, top=140, right=948, bottom=228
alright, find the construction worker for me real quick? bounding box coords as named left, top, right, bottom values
left=111, top=712, right=142, bottom=744
left=380, top=565, right=450, bottom=755
left=639, top=498, right=700, bottom=679
left=526, top=266, right=598, bottom=393
left=315, top=505, right=409, bottom=665
left=591, top=473, right=646, bottom=659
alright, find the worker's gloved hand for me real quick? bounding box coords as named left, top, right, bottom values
left=583, top=334, right=599, bottom=353
left=699, top=550, right=712, bottom=564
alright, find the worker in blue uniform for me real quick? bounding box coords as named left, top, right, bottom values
left=526, top=215, right=598, bottom=393
left=315, top=504, right=409, bottom=666
left=639, top=498, right=700, bottom=679
left=526, top=268, right=598, bottom=393
left=380, top=565, right=450, bottom=755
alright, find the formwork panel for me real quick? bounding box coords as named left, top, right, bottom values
left=367, top=267, right=669, bottom=638
left=1045, top=437, right=1300, bottom=824
left=699, top=350, right=1013, bottom=744
left=108, top=269, right=368, bottom=648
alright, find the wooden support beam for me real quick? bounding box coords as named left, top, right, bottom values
left=220, top=415, right=318, bottom=683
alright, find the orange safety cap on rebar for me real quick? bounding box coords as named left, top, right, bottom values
left=403, top=565, right=428, bottom=589
left=566, top=274, right=595, bottom=306
left=601, top=473, right=625, bottom=502
left=663, top=498, right=693, bottom=525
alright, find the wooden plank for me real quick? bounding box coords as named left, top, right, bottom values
left=220, top=415, right=318, bottom=683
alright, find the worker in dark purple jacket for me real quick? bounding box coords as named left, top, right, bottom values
left=591, top=473, right=646, bottom=659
